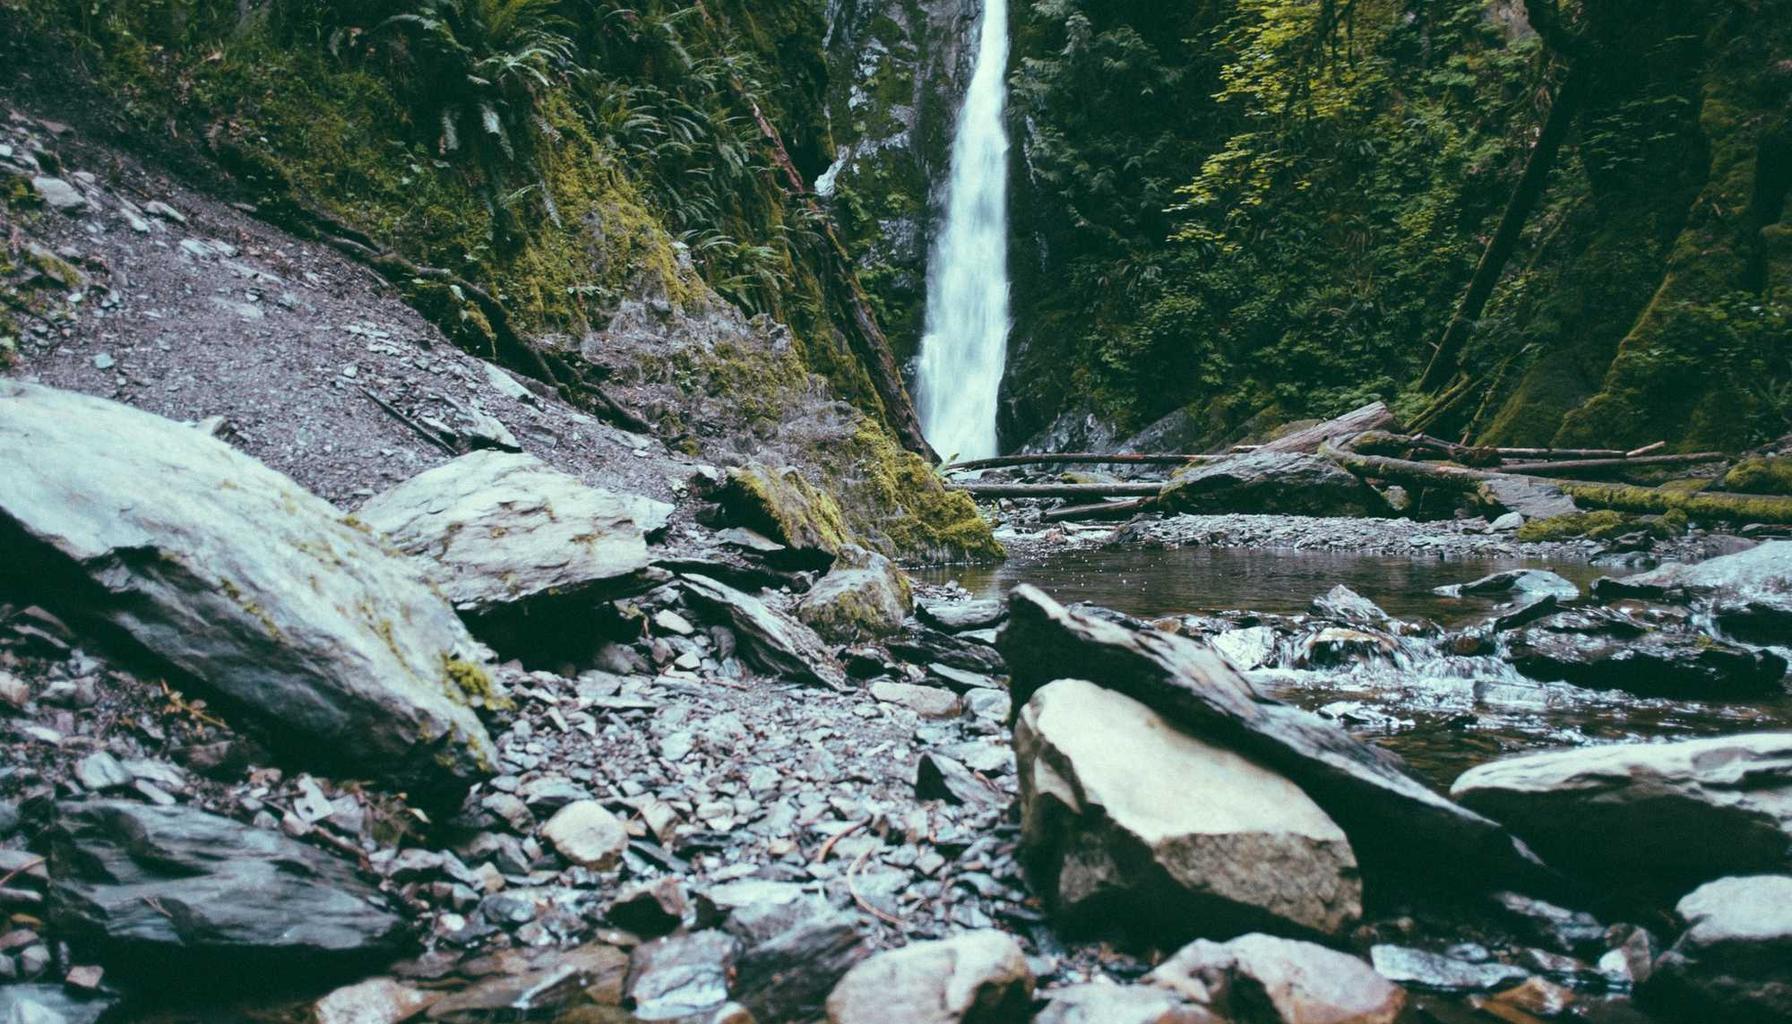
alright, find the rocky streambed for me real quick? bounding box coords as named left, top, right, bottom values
left=2, top=370, right=1791, bottom=1024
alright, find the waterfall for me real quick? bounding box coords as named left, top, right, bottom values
left=915, top=0, right=1011, bottom=462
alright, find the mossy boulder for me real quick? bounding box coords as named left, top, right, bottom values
left=714, top=461, right=853, bottom=568
left=793, top=552, right=914, bottom=643
left=1724, top=457, right=1792, bottom=496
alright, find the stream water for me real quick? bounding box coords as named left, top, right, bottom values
left=913, top=0, right=1012, bottom=463
left=919, top=545, right=1792, bottom=788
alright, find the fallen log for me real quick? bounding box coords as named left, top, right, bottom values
left=944, top=453, right=1216, bottom=472
left=1352, top=431, right=1630, bottom=464
left=1500, top=452, right=1728, bottom=476
left=1039, top=498, right=1158, bottom=523
left=1255, top=400, right=1396, bottom=454
left=952, top=483, right=1165, bottom=500
left=1322, top=444, right=1792, bottom=525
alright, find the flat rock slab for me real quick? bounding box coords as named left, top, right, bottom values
left=1506, top=609, right=1787, bottom=699
left=917, top=600, right=1008, bottom=633
left=998, top=585, right=1546, bottom=892
left=358, top=450, right=671, bottom=613
left=1595, top=541, right=1792, bottom=644
left=1450, top=732, right=1792, bottom=889
left=48, top=801, right=405, bottom=982
left=1016, top=679, right=1362, bottom=941
left=0, top=381, right=495, bottom=799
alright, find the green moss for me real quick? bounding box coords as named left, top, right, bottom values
left=1723, top=457, right=1792, bottom=496
left=442, top=653, right=511, bottom=711
left=1516, top=510, right=1631, bottom=542
left=833, top=421, right=1004, bottom=564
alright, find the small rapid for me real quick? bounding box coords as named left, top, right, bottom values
left=914, top=0, right=1012, bottom=462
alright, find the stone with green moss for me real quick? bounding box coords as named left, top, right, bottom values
left=1723, top=458, right=1792, bottom=496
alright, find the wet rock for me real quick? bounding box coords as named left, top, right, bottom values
left=999, top=586, right=1543, bottom=890
left=313, top=976, right=439, bottom=1024
left=540, top=800, right=629, bottom=870
left=47, top=800, right=405, bottom=982
left=1644, top=875, right=1792, bottom=1023
left=1149, top=933, right=1407, bottom=1024
left=627, top=930, right=740, bottom=1021
left=1471, top=977, right=1575, bottom=1020
left=918, top=600, right=1007, bottom=633
left=794, top=556, right=913, bottom=643
left=1211, top=626, right=1281, bottom=671
left=1297, top=627, right=1397, bottom=668
left=825, top=930, right=1032, bottom=1024
left=0, top=382, right=496, bottom=799
left=1368, top=945, right=1527, bottom=993
left=0, top=985, right=114, bottom=1024
left=1015, top=679, right=1362, bottom=941
left=680, top=574, right=845, bottom=688
left=1451, top=732, right=1792, bottom=889
left=357, top=450, right=670, bottom=615
left=1434, top=569, right=1580, bottom=601
left=1491, top=891, right=1607, bottom=957
left=1162, top=452, right=1391, bottom=517
left=1594, top=540, right=1792, bottom=644
left=1506, top=609, right=1786, bottom=699
left=1033, top=985, right=1212, bottom=1024
left=1310, top=585, right=1391, bottom=626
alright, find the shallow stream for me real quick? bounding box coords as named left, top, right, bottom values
left=919, top=544, right=1792, bottom=788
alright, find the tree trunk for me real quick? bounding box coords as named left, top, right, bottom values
left=1420, top=64, right=1591, bottom=391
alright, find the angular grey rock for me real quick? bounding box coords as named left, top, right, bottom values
left=733, top=903, right=868, bottom=1024
left=1645, top=874, right=1792, bottom=1022
left=1595, top=541, right=1792, bottom=644
left=1015, top=679, right=1362, bottom=941
left=826, top=930, right=1033, bottom=1024
left=47, top=801, right=405, bottom=981
left=73, top=752, right=131, bottom=792
left=794, top=556, right=912, bottom=643
left=31, top=176, right=87, bottom=212
left=1368, top=945, right=1527, bottom=993
left=915, top=753, right=1001, bottom=807
left=1310, top=584, right=1391, bottom=626
left=680, top=574, right=845, bottom=688
left=627, top=930, right=740, bottom=1022
left=0, top=382, right=495, bottom=799
left=540, top=800, right=628, bottom=869
left=1452, top=733, right=1792, bottom=890
left=0, top=985, right=114, bottom=1024
left=1477, top=475, right=1577, bottom=520
left=1162, top=452, right=1390, bottom=517
left=358, top=450, right=671, bottom=613
left=999, top=585, right=1546, bottom=891
left=1150, top=934, right=1407, bottom=1023
left=870, top=679, right=961, bottom=718
left=1434, top=569, right=1580, bottom=601
left=1505, top=608, right=1786, bottom=699
left=917, top=600, right=1008, bottom=633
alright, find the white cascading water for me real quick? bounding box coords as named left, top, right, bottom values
left=915, top=0, right=1011, bottom=462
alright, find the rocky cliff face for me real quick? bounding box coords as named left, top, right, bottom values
left=821, top=0, right=984, bottom=366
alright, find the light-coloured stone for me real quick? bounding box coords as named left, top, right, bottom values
left=1148, top=933, right=1406, bottom=1024
left=826, top=931, right=1032, bottom=1024
left=358, top=450, right=671, bottom=613
left=1015, top=679, right=1362, bottom=940
left=794, top=556, right=912, bottom=643
left=870, top=680, right=961, bottom=718
left=1646, top=875, right=1792, bottom=1021
left=313, top=976, right=438, bottom=1024
left=541, top=800, right=629, bottom=869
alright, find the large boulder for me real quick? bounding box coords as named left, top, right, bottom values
left=826, top=931, right=1033, bottom=1024
left=1451, top=733, right=1792, bottom=890
left=680, top=574, right=845, bottom=687
left=1645, top=875, right=1792, bottom=1023
left=1161, top=452, right=1390, bottom=517
left=47, top=801, right=405, bottom=983
left=0, top=381, right=495, bottom=799
left=1594, top=541, right=1792, bottom=644
left=1015, top=680, right=1362, bottom=941
left=1506, top=608, right=1787, bottom=699
left=1147, top=933, right=1407, bottom=1024
left=709, top=462, right=851, bottom=570
left=793, top=554, right=913, bottom=643
left=998, top=586, right=1546, bottom=890
left=357, top=450, right=671, bottom=615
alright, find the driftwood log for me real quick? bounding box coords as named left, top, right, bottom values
left=943, top=453, right=1215, bottom=472
left=950, top=483, right=1165, bottom=500
left=1039, top=498, right=1159, bottom=523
